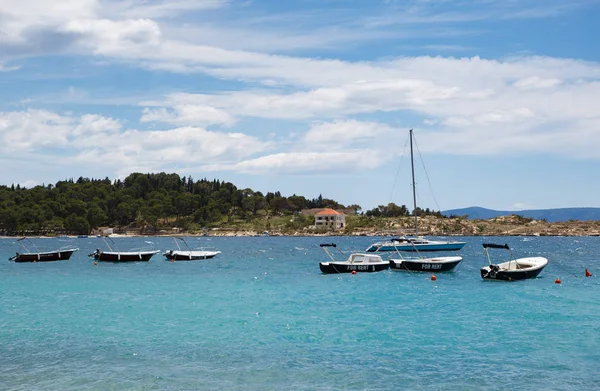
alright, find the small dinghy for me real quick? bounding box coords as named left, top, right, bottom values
left=88, top=237, right=159, bottom=262
left=9, top=237, right=79, bottom=263
left=319, top=243, right=390, bottom=274
left=164, top=237, right=221, bottom=261
left=480, top=243, right=548, bottom=281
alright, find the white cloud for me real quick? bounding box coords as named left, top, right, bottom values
left=514, top=76, right=562, bottom=90
left=0, top=109, right=74, bottom=150
left=0, top=0, right=97, bottom=42
left=72, top=125, right=271, bottom=177
left=140, top=105, right=236, bottom=127
left=136, top=53, right=600, bottom=159
left=107, top=0, right=228, bottom=19
left=72, top=114, right=121, bottom=136
left=442, top=108, right=536, bottom=128
left=73, top=124, right=269, bottom=163
left=62, top=18, right=163, bottom=55
left=369, top=0, right=589, bottom=27
left=2, top=0, right=600, bottom=178
left=0, top=63, right=21, bottom=72
left=0, top=107, right=271, bottom=175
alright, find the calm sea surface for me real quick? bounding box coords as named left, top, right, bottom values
left=1, top=235, right=599, bottom=390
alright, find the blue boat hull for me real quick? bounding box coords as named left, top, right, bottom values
left=480, top=266, right=546, bottom=281
left=366, top=242, right=466, bottom=252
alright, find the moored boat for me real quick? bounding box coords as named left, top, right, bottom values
left=389, top=255, right=463, bottom=272
left=89, top=249, right=160, bottom=262
left=365, top=129, right=465, bottom=253
left=480, top=243, right=548, bottom=281
left=164, top=237, right=221, bottom=260
left=9, top=237, right=79, bottom=263
left=164, top=249, right=221, bottom=261
left=319, top=243, right=390, bottom=274
left=366, top=236, right=465, bottom=252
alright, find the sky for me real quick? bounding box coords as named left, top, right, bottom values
left=1, top=0, right=600, bottom=212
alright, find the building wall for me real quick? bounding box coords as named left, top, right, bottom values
left=315, top=214, right=346, bottom=229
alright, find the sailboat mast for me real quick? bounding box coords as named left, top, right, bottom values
left=409, top=129, right=418, bottom=237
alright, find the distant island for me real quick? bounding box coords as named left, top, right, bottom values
left=1, top=172, right=599, bottom=237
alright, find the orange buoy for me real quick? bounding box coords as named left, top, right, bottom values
left=431, top=275, right=437, bottom=281
left=351, top=270, right=357, bottom=275
left=93, top=261, right=97, bottom=266
left=171, top=259, right=175, bottom=263
left=555, top=278, right=561, bottom=284
left=585, top=269, right=592, bottom=277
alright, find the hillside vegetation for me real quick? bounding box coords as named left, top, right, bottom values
left=0, top=172, right=347, bottom=235
left=1, top=173, right=597, bottom=237
left=443, top=206, right=600, bottom=222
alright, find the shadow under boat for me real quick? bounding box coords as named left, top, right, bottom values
left=480, top=243, right=548, bottom=281
left=164, top=237, right=221, bottom=261
left=318, top=243, right=390, bottom=274
left=9, top=237, right=79, bottom=263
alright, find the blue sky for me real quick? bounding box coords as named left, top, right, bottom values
left=1, top=0, right=600, bottom=212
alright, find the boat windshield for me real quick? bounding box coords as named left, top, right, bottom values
left=349, top=254, right=381, bottom=264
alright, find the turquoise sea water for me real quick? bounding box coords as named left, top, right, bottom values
left=1, top=235, right=599, bottom=390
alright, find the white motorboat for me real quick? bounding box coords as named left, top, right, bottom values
left=164, top=237, right=221, bottom=261
left=480, top=243, right=548, bottom=281
left=319, top=243, right=390, bottom=274
left=88, top=237, right=159, bottom=262
left=366, top=236, right=465, bottom=252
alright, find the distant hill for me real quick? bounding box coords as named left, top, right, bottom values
left=442, top=206, right=600, bottom=222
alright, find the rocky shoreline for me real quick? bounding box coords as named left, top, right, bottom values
left=4, top=215, right=600, bottom=238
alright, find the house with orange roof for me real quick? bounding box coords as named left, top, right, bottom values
left=315, top=208, right=346, bottom=230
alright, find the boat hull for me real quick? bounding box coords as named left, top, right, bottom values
left=164, top=251, right=220, bottom=261
left=319, top=262, right=390, bottom=274
left=366, top=242, right=466, bottom=252
left=389, top=256, right=463, bottom=272
left=480, top=257, right=548, bottom=281
left=11, top=249, right=78, bottom=263
left=92, top=250, right=159, bottom=262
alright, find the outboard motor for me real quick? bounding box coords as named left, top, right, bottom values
left=488, top=264, right=500, bottom=278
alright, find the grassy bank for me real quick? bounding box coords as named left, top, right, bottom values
left=174, top=214, right=600, bottom=237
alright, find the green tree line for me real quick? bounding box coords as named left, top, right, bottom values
left=0, top=172, right=445, bottom=235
